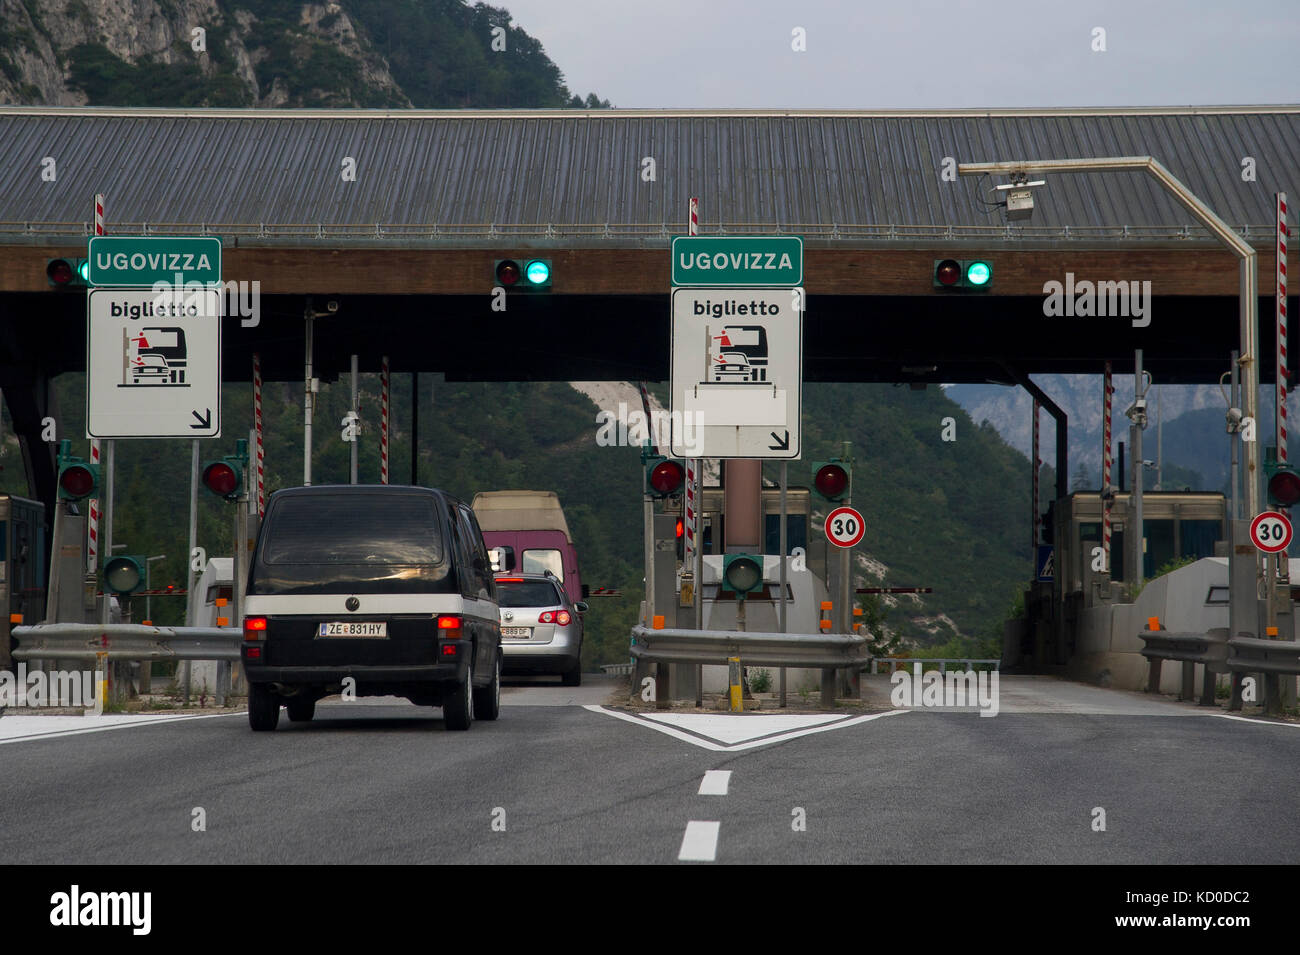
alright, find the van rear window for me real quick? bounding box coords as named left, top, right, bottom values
left=262, top=495, right=444, bottom=565
left=250, top=492, right=453, bottom=596
left=521, top=548, right=563, bottom=577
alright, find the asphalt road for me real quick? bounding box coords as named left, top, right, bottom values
left=2, top=676, right=1297, bottom=864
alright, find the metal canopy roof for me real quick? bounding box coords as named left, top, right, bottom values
left=1, top=105, right=1295, bottom=242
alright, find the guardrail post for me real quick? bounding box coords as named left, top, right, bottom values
left=820, top=668, right=835, bottom=706
left=1144, top=621, right=1162, bottom=693
left=1180, top=660, right=1196, bottom=701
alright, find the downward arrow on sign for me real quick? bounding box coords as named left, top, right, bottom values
left=769, top=430, right=790, bottom=451
left=191, top=409, right=212, bottom=429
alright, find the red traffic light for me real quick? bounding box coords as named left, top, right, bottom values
left=675, top=518, right=684, bottom=538
left=59, top=464, right=95, bottom=499
left=1269, top=469, right=1300, bottom=507
left=650, top=460, right=685, bottom=495
left=934, top=259, right=962, bottom=287
left=814, top=463, right=849, bottom=500
left=203, top=461, right=238, bottom=497
left=495, top=260, right=521, bottom=286
left=47, top=259, right=74, bottom=285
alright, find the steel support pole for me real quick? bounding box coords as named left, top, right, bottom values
left=779, top=460, right=788, bottom=708
left=184, top=438, right=198, bottom=701
left=303, top=308, right=314, bottom=487
left=411, top=372, right=418, bottom=486
left=1132, top=349, right=1145, bottom=589
left=350, top=354, right=359, bottom=484
left=100, top=440, right=114, bottom=626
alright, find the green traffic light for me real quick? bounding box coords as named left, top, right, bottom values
left=77, top=259, right=90, bottom=282
left=104, top=555, right=146, bottom=595
left=965, top=261, right=991, bottom=286
left=525, top=259, right=551, bottom=285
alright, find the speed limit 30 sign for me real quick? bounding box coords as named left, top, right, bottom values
left=1250, top=510, right=1293, bottom=553
left=825, top=506, right=865, bottom=548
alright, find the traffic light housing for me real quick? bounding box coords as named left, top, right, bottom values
left=46, top=257, right=89, bottom=288
left=811, top=460, right=850, bottom=502
left=645, top=455, right=685, bottom=498
left=494, top=258, right=552, bottom=290
left=103, top=554, right=146, bottom=595
left=722, top=554, right=765, bottom=600
left=1266, top=461, right=1300, bottom=508
left=675, top=517, right=684, bottom=560
left=933, top=259, right=992, bottom=290
left=203, top=439, right=248, bottom=502
left=55, top=439, right=99, bottom=501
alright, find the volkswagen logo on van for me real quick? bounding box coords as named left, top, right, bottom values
left=346, top=596, right=360, bottom=612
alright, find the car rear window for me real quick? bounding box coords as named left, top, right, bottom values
left=521, top=548, right=563, bottom=577
left=249, top=492, right=454, bottom=595
left=496, top=580, right=563, bottom=608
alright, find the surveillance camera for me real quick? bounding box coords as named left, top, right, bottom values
left=326, top=300, right=339, bottom=313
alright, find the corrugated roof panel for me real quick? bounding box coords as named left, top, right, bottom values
left=0, top=107, right=1295, bottom=238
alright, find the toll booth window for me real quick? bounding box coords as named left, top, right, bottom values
left=1180, top=520, right=1222, bottom=560
left=521, top=549, right=563, bottom=577
left=1145, top=519, right=1175, bottom=577
left=764, top=514, right=808, bottom=555
left=1078, top=522, right=1101, bottom=540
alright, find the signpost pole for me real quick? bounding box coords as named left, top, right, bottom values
left=779, top=459, right=788, bottom=708
left=100, top=440, right=114, bottom=626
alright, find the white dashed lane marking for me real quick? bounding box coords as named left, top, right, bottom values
left=698, top=769, right=731, bottom=795
left=678, top=821, right=720, bottom=862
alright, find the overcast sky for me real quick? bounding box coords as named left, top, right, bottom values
left=502, top=0, right=1298, bottom=109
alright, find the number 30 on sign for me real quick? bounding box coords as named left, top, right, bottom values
left=825, top=506, right=865, bottom=548
left=1250, top=510, right=1293, bottom=553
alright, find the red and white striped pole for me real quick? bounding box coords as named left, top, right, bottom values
left=1102, top=361, right=1113, bottom=576
left=253, top=353, right=265, bottom=517
left=1278, top=192, right=1289, bottom=466
left=684, top=197, right=700, bottom=574
left=380, top=356, right=390, bottom=484
left=87, top=193, right=104, bottom=574
left=1032, top=399, right=1040, bottom=558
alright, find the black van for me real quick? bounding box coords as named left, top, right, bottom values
left=241, top=485, right=502, bottom=731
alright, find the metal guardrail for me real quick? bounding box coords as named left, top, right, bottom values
left=12, top=624, right=242, bottom=662
left=1139, top=628, right=1229, bottom=704
left=869, top=658, right=1000, bottom=674
left=601, top=663, right=634, bottom=676
left=1226, top=635, right=1300, bottom=676
left=629, top=625, right=869, bottom=669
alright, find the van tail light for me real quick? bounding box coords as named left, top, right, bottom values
left=538, top=610, right=571, bottom=625
left=556, top=610, right=571, bottom=626
left=243, top=617, right=268, bottom=641
left=437, top=615, right=463, bottom=638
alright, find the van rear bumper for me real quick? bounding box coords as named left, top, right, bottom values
left=242, top=659, right=466, bottom=685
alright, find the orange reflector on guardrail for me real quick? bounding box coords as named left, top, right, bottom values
left=9, top=613, right=21, bottom=624
left=652, top=615, right=665, bottom=630
left=1147, top=616, right=1161, bottom=630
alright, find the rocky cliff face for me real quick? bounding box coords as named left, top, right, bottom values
left=0, top=0, right=406, bottom=106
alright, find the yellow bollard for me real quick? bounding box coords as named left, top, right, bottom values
left=728, top=656, right=743, bottom=712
